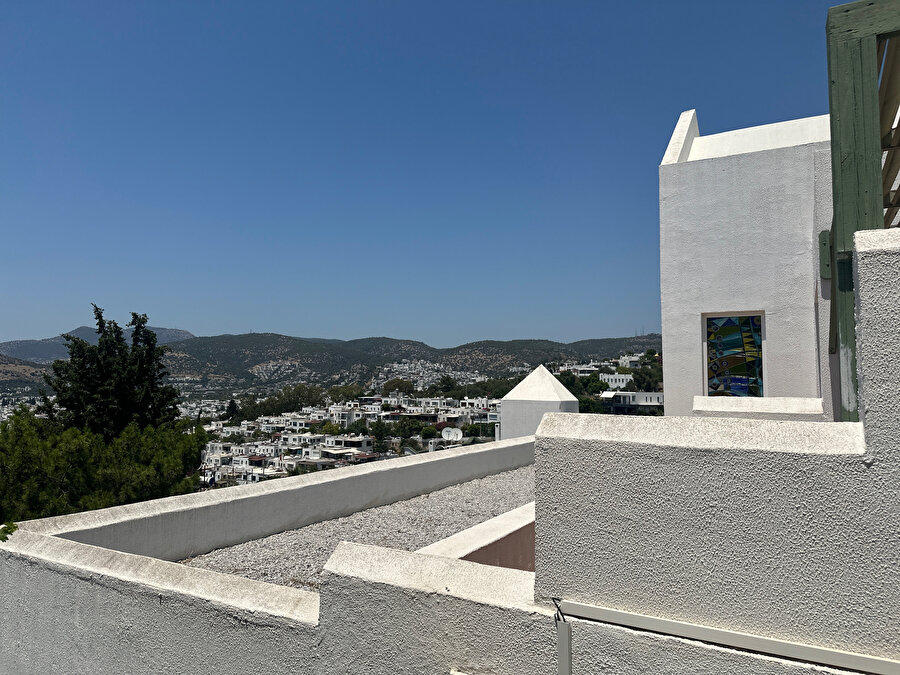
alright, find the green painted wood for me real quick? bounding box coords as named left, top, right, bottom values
left=826, top=1, right=898, bottom=421
left=826, top=0, right=900, bottom=42
left=819, top=230, right=833, bottom=279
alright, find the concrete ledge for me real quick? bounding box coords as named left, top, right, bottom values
left=537, top=413, right=863, bottom=455
left=0, top=531, right=321, bottom=673
left=692, top=396, right=827, bottom=421
left=418, top=502, right=535, bottom=571
left=320, top=542, right=556, bottom=674
left=2, top=529, right=318, bottom=625
left=325, top=541, right=549, bottom=615
left=17, top=436, right=535, bottom=561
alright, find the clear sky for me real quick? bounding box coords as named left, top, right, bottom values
left=1, top=1, right=838, bottom=346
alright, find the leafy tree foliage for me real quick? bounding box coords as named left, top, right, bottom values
left=344, top=419, right=369, bottom=435
left=41, top=305, right=179, bottom=442
left=220, top=399, right=239, bottom=421
left=382, top=378, right=415, bottom=395
left=631, top=350, right=663, bottom=391
left=328, top=384, right=363, bottom=403
left=319, top=421, right=342, bottom=436
left=396, top=416, right=424, bottom=439
left=462, top=422, right=496, bottom=437
left=232, top=383, right=325, bottom=423
left=577, top=396, right=605, bottom=414
left=0, top=408, right=205, bottom=523
left=421, top=425, right=438, bottom=439
left=0, top=308, right=208, bottom=526
left=555, top=372, right=584, bottom=396
left=425, top=375, right=523, bottom=400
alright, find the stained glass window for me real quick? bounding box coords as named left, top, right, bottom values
left=706, top=315, right=763, bottom=397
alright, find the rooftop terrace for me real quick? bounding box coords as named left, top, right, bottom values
left=183, top=465, right=534, bottom=589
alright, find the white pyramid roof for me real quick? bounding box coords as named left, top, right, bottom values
left=502, top=365, right=578, bottom=402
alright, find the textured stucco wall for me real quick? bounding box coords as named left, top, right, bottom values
left=0, top=535, right=319, bottom=674
left=567, top=618, right=855, bottom=675
left=320, top=542, right=556, bottom=674
left=500, top=400, right=578, bottom=440
left=660, top=139, right=830, bottom=416
left=534, top=412, right=899, bottom=660
left=854, top=229, right=900, bottom=462
left=19, top=437, right=534, bottom=561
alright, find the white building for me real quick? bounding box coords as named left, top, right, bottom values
left=659, top=111, right=835, bottom=418
left=498, top=365, right=578, bottom=440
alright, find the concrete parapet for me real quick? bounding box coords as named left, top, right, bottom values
left=0, top=437, right=536, bottom=672
left=534, top=412, right=898, bottom=661
left=320, top=541, right=556, bottom=674
left=18, top=437, right=534, bottom=561
left=0, top=531, right=320, bottom=674
left=419, top=502, right=535, bottom=571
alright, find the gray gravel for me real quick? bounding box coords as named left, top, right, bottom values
left=182, top=465, right=534, bottom=590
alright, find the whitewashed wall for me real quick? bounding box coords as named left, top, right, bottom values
left=659, top=111, right=831, bottom=416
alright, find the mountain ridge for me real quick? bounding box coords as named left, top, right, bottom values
left=0, top=326, right=196, bottom=364
left=0, top=327, right=661, bottom=394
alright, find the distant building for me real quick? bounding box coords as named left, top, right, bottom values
left=498, top=365, right=578, bottom=440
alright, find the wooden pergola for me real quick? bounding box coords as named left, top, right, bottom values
left=826, top=0, right=900, bottom=421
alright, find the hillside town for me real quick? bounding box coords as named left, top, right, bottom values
left=193, top=351, right=663, bottom=487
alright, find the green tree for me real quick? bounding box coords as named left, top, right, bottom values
left=328, top=384, right=362, bottom=403
left=41, top=306, right=180, bottom=442
left=231, top=383, right=324, bottom=423
left=382, top=378, right=415, bottom=396
left=369, top=419, right=390, bottom=441
left=220, top=399, right=239, bottom=421
left=345, top=419, right=369, bottom=435
left=421, top=425, right=438, bottom=439
left=0, top=408, right=205, bottom=523
left=320, top=421, right=342, bottom=436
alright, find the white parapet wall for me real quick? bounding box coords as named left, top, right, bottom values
left=17, top=436, right=535, bottom=561
left=0, top=437, right=536, bottom=673
left=534, top=411, right=898, bottom=661
left=319, top=541, right=557, bottom=674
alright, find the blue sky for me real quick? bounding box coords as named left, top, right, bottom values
left=1, top=1, right=837, bottom=346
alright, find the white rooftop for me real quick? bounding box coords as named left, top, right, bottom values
left=502, top=365, right=578, bottom=402
left=661, top=109, right=830, bottom=165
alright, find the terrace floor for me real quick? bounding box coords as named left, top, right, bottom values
left=182, top=464, right=534, bottom=590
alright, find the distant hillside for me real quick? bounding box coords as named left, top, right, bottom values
left=0, top=326, right=661, bottom=394
left=0, top=354, right=48, bottom=391
left=162, top=332, right=662, bottom=391
left=0, top=326, right=195, bottom=364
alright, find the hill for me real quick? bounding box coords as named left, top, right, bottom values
left=0, top=354, right=48, bottom=392
left=163, top=332, right=662, bottom=393
left=0, top=326, right=195, bottom=364
left=0, top=325, right=661, bottom=395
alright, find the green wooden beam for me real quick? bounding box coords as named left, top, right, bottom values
left=826, top=0, right=900, bottom=421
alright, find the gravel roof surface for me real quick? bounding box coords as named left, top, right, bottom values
left=182, top=465, right=534, bottom=590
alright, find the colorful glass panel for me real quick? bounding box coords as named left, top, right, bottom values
left=706, top=315, right=763, bottom=397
